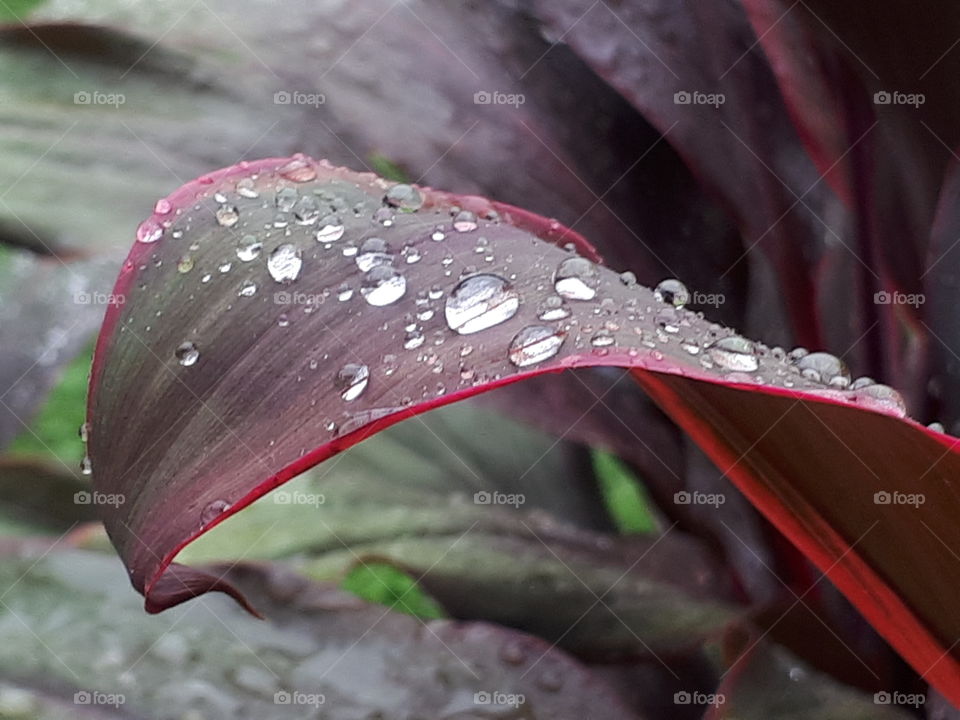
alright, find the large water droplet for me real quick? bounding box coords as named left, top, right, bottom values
left=795, top=352, right=850, bottom=387
left=707, top=336, right=759, bottom=372
left=444, top=274, right=519, bottom=335
left=267, top=243, right=302, bottom=283
left=356, top=237, right=393, bottom=272
left=453, top=210, right=478, bottom=232
left=236, top=236, right=262, bottom=262
left=337, top=363, right=370, bottom=401
left=278, top=156, right=317, bottom=182
left=384, top=184, right=423, bottom=212
left=361, top=266, right=406, bottom=306
left=508, top=325, right=566, bottom=367
left=554, top=257, right=599, bottom=301
left=136, top=219, right=163, bottom=244
left=175, top=341, right=200, bottom=367
left=317, top=216, right=345, bottom=242
left=856, top=383, right=907, bottom=417
left=654, top=278, right=690, bottom=309
left=154, top=198, right=172, bottom=215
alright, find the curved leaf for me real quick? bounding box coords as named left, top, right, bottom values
left=88, top=156, right=960, bottom=704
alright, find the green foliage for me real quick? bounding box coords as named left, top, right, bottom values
left=341, top=562, right=446, bottom=619
left=0, top=0, right=47, bottom=21
left=367, top=153, right=411, bottom=183
left=593, top=449, right=658, bottom=533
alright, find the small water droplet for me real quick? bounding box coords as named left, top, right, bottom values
left=654, top=278, right=690, bottom=309
left=337, top=283, right=354, bottom=302
left=928, top=421, right=946, bottom=433
left=384, top=184, right=423, bottom=211
left=850, top=376, right=875, bottom=390
left=175, top=341, right=200, bottom=366
left=591, top=329, right=615, bottom=347
left=293, top=195, right=321, bottom=225
left=453, top=210, right=478, bottom=232
left=404, top=330, right=425, bottom=349
left=707, top=336, right=759, bottom=372
left=78, top=422, right=89, bottom=442
left=356, top=237, right=393, bottom=272
left=536, top=295, right=570, bottom=321
left=361, top=266, right=406, bottom=306
left=337, top=363, right=370, bottom=401
left=278, top=313, right=290, bottom=327
left=444, top=274, right=519, bottom=334
left=795, top=352, right=850, bottom=387
left=373, top=207, right=394, bottom=226
left=80, top=455, right=92, bottom=475
left=431, top=229, right=446, bottom=242
left=278, top=156, right=317, bottom=182
left=154, top=198, right=172, bottom=215
left=554, top=257, right=599, bottom=301
left=236, top=177, right=258, bottom=198
left=201, top=499, right=231, bottom=525
left=500, top=641, right=527, bottom=666
left=236, top=236, right=263, bottom=262
left=508, top=325, right=566, bottom=367
left=275, top=187, right=299, bottom=212
left=619, top=271, right=637, bottom=287
left=215, top=205, right=240, bottom=227
left=267, top=243, right=302, bottom=283
left=316, top=215, right=345, bottom=242
left=136, top=219, right=163, bottom=244
left=177, top=256, right=194, bottom=274
left=402, top=245, right=422, bottom=264
left=238, top=281, right=257, bottom=297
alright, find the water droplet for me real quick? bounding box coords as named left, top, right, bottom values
left=315, top=215, right=344, bottom=243
left=356, top=237, right=393, bottom=272
left=619, top=271, right=637, bottom=287
left=508, top=325, right=566, bottom=367
left=278, top=156, right=317, bottom=182
left=499, top=641, right=527, bottom=666
left=80, top=455, right=92, bottom=475
left=292, top=195, right=321, bottom=225
left=655, top=308, right=681, bottom=333
left=219, top=261, right=233, bottom=273
left=654, top=278, right=690, bottom=309
left=201, top=499, right=231, bottom=525
left=453, top=210, right=478, bottom=232
left=215, top=205, right=240, bottom=227
left=78, top=422, right=89, bottom=442
left=402, top=245, right=422, bottom=264
left=278, top=313, right=290, bottom=327
left=267, top=243, right=302, bottom=283
left=431, top=229, right=446, bottom=242
left=236, top=236, right=262, bottom=262
left=856, top=383, right=907, bottom=416
left=275, top=187, right=299, bottom=212
left=236, top=177, right=258, bottom=198
left=337, top=284, right=354, bottom=302
left=177, top=256, right=194, bottom=274
left=707, top=336, right=759, bottom=372
left=537, top=668, right=564, bottom=692
left=384, top=184, right=423, bottom=211
left=554, top=257, right=599, bottom=301
left=928, top=421, right=946, bottom=433
left=591, top=329, right=615, bottom=347
left=404, top=330, right=425, bottom=349
left=175, top=341, right=200, bottom=366
left=337, top=363, right=370, bottom=401
left=787, top=347, right=809, bottom=362
left=361, top=266, right=406, bottom=306
left=373, top=207, right=394, bottom=226
left=136, top=219, right=163, bottom=244
left=444, top=274, right=519, bottom=335
left=850, top=376, right=875, bottom=390
left=238, top=281, right=257, bottom=297
left=795, top=352, right=850, bottom=387
left=154, top=198, right=172, bottom=215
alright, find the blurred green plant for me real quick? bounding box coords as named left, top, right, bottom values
left=592, top=449, right=658, bottom=534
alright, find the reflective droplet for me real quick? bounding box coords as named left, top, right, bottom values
left=337, top=363, right=370, bottom=401
left=856, top=383, right=907, bottom=416
left=136, top=219, right=163, bottom=244
left=619, top=271, right=637, bottom=287
left=238, top=281, right=257, bottom=297
left=554, top=257, right=599, bottom=301
left=384, top=184, right=423, bottom=212
left=508, top=325, right=566, bottom=367
left=337, top=284, right=354, bottom=302
left=317, top=217, right=345, bottom=242
left=201, top=499, right=231, bottom=525
left=795, top=352, right=850, bottom=387
left=373, top=207, right=394, bottom=226
left=278, top=156, right=316, bottom=182
left=707, top=336, right=759, bottom=372
left=928, top=421, right=946, bottom=434
left=236, top=236, right=262, bottom=262
left=275, top=187, right=299, bottom=212
left=278, top=313, right=290, bottom=327
left=293, top=195, right=321, bottom=225
left=80, top=455, right=92, bottom=475
left=215, top=205, right=240, bottom=227
left=267, top=243, right=302, bottom=283
left=176, top=256, right=194, bottom=274
left=431, top=230, right=446, bottom=242
left=236, top=177, right=258, bottom=198
left=404, top=330, right=425, bottom=349
left=537, top=295, right=570, bottom=321
left=361, top=266, right=406, bottom=306
left=402, top=245, right=422, bottom=264
left=175, top=341, right=200, bottom=367
left=356, top=237, right=393, bottom=272
left=591, top=330, right=615, bottom=347
left=654, top=278, right=690, bottom=309
left=850, top=376, right=875, bottom=390
left=444, top=274, right=519, bottom=335
left=154, top=198, right=172, bottom=215
left=78, top=422, right=89, bottom=443
left=453, top=210, right=478, bottom=232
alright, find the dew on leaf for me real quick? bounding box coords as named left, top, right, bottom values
left=444, top=274, right=519, bottom=335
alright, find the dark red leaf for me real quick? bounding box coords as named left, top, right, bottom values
left=88, top=156, right=960, bottom=704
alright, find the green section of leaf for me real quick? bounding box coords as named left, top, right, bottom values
left=593, top=448, right=659, bottom=534
left=367, top=153, right=411, bottom=183
left=341, top=563, right=445, bottom=619
left=0, top=0, right=47, bottom=21
left=8, top=345, right=91, bottom=465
